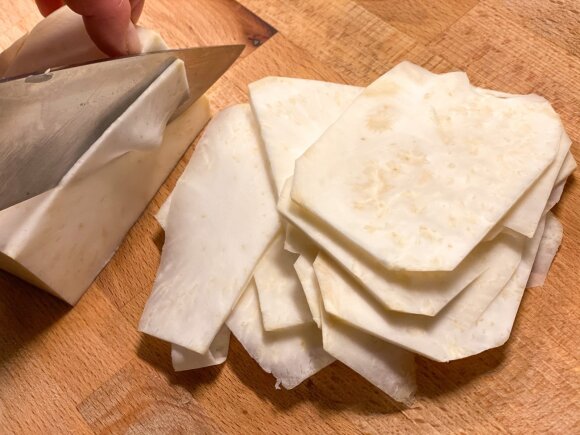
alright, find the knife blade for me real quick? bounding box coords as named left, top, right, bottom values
left=0, top=44, right=243, bottom=212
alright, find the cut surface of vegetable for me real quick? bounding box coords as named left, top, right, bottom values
left=0, top=13, right=207, bottom=304
left=498, top=130, right=569, bottom=237
left=465, top=217, right=546, bottom=355
left=546, top=180, right=567, bottom=213
left=284, top=224, right=318, bottom=257
left=227, top=280, right=334, bottom=389
left=279, top=179, right=494, bottom=316
left=172, top=325, right=231, bottom=371
left=155, top=194, right=173, bottom=230
left=292, top=61, right=561, bottom=271
left=249, top=77, right=362, bottom=195
left=527, top=213, right=563, bottom=288
left=556, top=152, right=576, bottom=185
left=159, top=192, right=231, bottom=371
left=254, top=234, right=313, bottom=331
left=544, top=152, right=576, bottom=211
left=301, top=251, right=417, bottom=404
left=317, top=284, right=416, bottom=405
left=0, top=61, right=207, bottom=304
left=140, top=105, right=280, bottom=353
left=293, top=255, right=322, bottom=327
left=314, top=229, right=527, bottom=362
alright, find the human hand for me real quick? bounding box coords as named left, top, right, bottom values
left=35, top=0, right=145, bottom=56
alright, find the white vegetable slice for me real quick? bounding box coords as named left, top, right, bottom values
left=317, top=288, right=416, bottom=405
left=156, top=199, right=231, bottom=370
left=0, top=12, right=207, bottom=304
left=466, top=217, right=546, bottom=355
left=139, top=105, right=280, bottom=353
left=314, top=230, right=527, bottom=362
left=544, top=152, right=576, bottom=211
left=556, top=152, right=576, bottom=184
left=248, top=77, right=362, bottom=195
left=498, top=130, right=570, bottom=237
left=293, top=255, right=322, bottom=327
left=284, top=224, right=317, bottom=257
left=527, top=213, right=563, bottom=288
left=171, top=325, right=231, bottom=371
left=292, top=61, right=562, bottom=271
left=279, top=179, right=492, bottom=316
left=0, top=61, right=208, bottom=304
left=297, top=253, right=417, bottom=406
left=254, top=234, right=313, bottom=331
left=226, top=280, right=334, bottom=389
left=249, top=74, right=572, bottom=248
left=155, top=194, right=173, bottom=230
left=546, top=180, right=567, bottom=213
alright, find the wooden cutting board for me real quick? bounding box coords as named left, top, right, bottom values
left=0, top=1, right=578, bottom=433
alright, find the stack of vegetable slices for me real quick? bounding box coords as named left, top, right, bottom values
left=139, top=62, right=575, bottom=404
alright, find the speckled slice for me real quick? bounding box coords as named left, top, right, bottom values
left=249, top=77, right=362, bottom=195
left=139, top=105, right=280, bottom=353
left=292, top=62, right=562, bottom=271
left=314, top=218, right=544, bottom=362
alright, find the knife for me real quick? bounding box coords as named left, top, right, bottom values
left=0, top=44, right=244, bottom=212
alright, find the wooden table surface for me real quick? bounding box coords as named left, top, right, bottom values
left=1, top=1, right=578, bottom=433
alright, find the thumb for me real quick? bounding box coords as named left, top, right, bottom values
left=35, top=0, right=64, bottom=17
left=65, top=0, right=141, bottom=56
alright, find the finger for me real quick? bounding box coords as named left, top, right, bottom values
left=35, top=0, right=65, bottom=17
left=130, top=0, right=145, bottom=23
left=65, top=0, right=141, bottom=56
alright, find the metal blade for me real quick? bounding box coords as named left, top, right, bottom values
left=0, top=45, right=243, bottom=212
left=165, top=45, right=244, bottom=117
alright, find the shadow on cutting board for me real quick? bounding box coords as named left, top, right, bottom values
left=0, top=271, right=71, bottom=366
left=416, top=349, right=506, bottom=401
left=137, top=326, right=510, bottom=415
left=137, top=332, right=405, bottom=415
left=137, top=333, right=226, bottom=388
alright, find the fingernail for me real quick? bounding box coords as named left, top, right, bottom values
left=126, top=23, right=142, bottom=55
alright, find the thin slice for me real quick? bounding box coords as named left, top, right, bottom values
left=254, top=234, right=313, bottom=331
left=139, top=105, right=280, bottom=353
left=297, top=253, right=417, bottom=404
left=279, top=179, right=492, bottom=316
left=292, top=61, right=562, bottom=271
left=0, top=62, right=207, bottom=304
left=0, top=13, right=205, bottom=304
left=314, top=230, right=527, bottom=362
left=249, top=77, right=362, bottom=195
left=294, top=255, right=322, bottom=327
left=527, top=212, right=563, bottom=288
left=250, top=74, right=571, bottom=247
left=284, top=224, right=317, bottom=257
left=556, top=152, right=576, bottom=184
left=155, top=193, right=173, bottom=230
left=171, top=325, right=231, bottom=371
left=467, top=217, right=546, bottom=355
left=226, top=280, right=334, bottom=389
left=498, top=130, right=569, bottom=236
left=158, top=192, right=231, bottom=370
left=317, top=284, right=416, bottom=405
left=545, top=152, right=576, bottom=211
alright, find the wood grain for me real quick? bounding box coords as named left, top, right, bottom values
left=358, top=0, right=479, bottom=44
left=139, top=0, right=276, bottom=57
left=0, top=0, right=578, bottom=433
left=485, top=0, right=580, bottom=56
